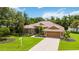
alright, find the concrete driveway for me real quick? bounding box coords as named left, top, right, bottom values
left=30, top=38, right=60, bottom=51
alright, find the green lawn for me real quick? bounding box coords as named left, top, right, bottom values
left=0, top=36, right=43, bottom=51
left=59, top=33, right=79, bottom=50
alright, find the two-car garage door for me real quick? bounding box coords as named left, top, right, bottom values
left=44, top=31, right=62, bottom=38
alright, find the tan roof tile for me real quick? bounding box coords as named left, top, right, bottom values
left=24, top=21, right=64, bottom=31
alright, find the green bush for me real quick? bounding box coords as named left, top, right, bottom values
left=71, top=31, right=79, bottom=34
left=11, top=33, right=19, bottom=36
left=0, top=27, right=10, bottom=36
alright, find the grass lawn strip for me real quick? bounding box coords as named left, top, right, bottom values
left=0, top=36, right=43, bottom=51
left=59, top=33, right=79, bottom=50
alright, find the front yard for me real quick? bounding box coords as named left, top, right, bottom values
left=0, top=36, right=43, bottom=51
left=59, top=33, right=79, bottom=50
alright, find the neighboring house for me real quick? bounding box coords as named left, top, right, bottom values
left=24, top=21, right=65, bottom=38
left=68, top=27, right=79, bottom=32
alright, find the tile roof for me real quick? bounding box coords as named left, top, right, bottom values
left=24, top=21, right=64, bottom=31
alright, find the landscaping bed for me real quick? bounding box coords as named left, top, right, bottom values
left=0, top=37, right=15, bottom=44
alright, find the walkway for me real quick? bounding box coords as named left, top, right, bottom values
left=30, top=38, right=60, bottom=51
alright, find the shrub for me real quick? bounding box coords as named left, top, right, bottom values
left=0, top=37, right=15, bottom=44
left=0, top=37, right=7, bottom=41
left=71, top=31, right=79, bottom=34
left=0, top=27, right=10, bottom=36
left=11, top=33, right=19, bottom=36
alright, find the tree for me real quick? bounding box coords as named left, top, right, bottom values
left=55, top=17, right=61, bottom=25
left=73, top=15, right=79, bottom=20
left=61, top=16, right=69, bottom=30
left=15, top=12, right=25, bottom=35
left=0, top=7, right=16, bottom=20
left=51, top=16, right=69, bottom=30
left=68, top=15, right=74, bottom=25
left=70, top=20, right=79, bottom=32
left=0, top=7, right=27, bottom=35
left=35, top=17, right=45, bottom=22
left=51, top=16, right=55, bottom=20
left=29, top=18, right=36, bottom=24
left=49, top=16, right=55, bottom=22
left=28, top=17, right=45, bottom=24
left=24, top=13, right=29, bottom=25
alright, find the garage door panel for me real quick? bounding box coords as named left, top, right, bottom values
left=46, top=32, right=60, bottom=38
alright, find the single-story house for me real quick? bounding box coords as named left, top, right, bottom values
left=24, top=21, right=65, bottom=38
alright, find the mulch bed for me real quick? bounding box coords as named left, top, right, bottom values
left=0, top=37, right=15, bottom=44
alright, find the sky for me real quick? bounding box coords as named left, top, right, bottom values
left=15, top=7, right=79, bottom=18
